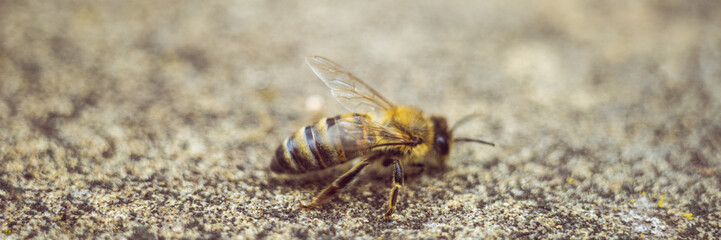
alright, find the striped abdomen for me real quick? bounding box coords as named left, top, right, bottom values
left=270, top=113, right=376, bottom=174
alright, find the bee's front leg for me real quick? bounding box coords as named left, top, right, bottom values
left=383, top=159, right=404, bottom=218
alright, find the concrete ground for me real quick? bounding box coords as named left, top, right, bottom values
left=1, top=1, right=720, bottom=239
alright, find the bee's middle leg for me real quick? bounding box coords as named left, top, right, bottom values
left=298, top=159, right=370, bottom=209
left=383, top=159, right=404, bottom=218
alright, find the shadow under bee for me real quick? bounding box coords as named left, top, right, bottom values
left=268, top=159, right=451, bottom=191
left=269, top=159, right=448, bottom=190
left=267, top=162, right=355, bottom=189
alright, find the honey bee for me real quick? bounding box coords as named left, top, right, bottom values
left=270, top=56, right=494, bottom=218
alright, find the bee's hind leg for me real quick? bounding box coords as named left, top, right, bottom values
left=298, top=158, right=371, bottom=210
left=383, top=159, right=404, bottom=218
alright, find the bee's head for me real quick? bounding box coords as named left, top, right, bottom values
left=431, top=116, right=452, bottom=157
left=430, top=114, right=495, bottom=166
left=430, top=116, right=452, bottom=166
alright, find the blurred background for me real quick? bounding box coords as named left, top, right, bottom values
left=1, top=1, right=720, bottom=238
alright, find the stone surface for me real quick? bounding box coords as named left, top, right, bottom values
left=1, top=1, right=720, bottom=239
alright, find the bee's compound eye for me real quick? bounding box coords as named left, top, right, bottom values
left=436, top=136, right=449, bottom=155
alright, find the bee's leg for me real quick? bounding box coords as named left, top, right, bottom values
left=298, top=158, right=371, bottom=209
left=383, top=159, right=404, bottom=218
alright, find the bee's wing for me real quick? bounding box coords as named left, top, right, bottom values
left=306, top=56, right=395, bottom=114
left=329, top=115, right=414, bottom=153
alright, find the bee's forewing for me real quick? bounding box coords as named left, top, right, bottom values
left=306, top=56, right=395, bottom=114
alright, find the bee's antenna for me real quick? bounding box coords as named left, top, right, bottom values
left=451, top=113, right=482, bottom=132
left=454, top=137, right=495, bottom=147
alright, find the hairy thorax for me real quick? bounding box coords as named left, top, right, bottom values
left=378, top=106, right=434, bottom=162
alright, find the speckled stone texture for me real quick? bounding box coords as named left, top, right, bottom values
left=1, top=1, right=720, bottom=239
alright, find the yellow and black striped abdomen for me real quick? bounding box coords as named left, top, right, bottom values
left=270, top=113, right=373, bottom=174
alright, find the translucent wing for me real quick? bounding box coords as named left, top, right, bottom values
left=306, top=56, right=395, bottom=114
left=327, top=114, right=413, bottom=154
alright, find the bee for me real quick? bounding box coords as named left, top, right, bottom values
left=270, top=56, right=495, bottom=218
